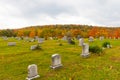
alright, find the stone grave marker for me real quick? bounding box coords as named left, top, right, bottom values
left=99, top=36, right=104, bottom=40
left=38, top=38, right=45, bottom=43
left=67, top=37, right=75, bottom=44
left=62, top=36, right=67, bottom=40
left=79, top=38, right=84, bottom=46
left=81, top=43, right=90, bottom=58
left=107, top=44, right=112, bottom=48
left=50, top=54, right=62, bottom=69
left=30, top=45, right=38, bottom=50
left=8, top=42, right=16, bottom=46
left=2, top=36, right=8, bottom=40
left=26, top=64, right=40, bottom=80
left=89, top=36, right=94, bottom=42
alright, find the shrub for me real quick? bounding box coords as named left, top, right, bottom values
left=102, top=41, right=110, bottom=48
left=89, top=45, right=103, bottom=54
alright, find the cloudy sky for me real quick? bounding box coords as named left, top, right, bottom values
left=0, top=0, right=120, bottom=29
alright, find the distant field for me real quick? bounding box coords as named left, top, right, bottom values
left=0, top=38, right=120, bottom=80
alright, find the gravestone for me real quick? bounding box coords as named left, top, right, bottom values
left=26, top=64, right=40, bottom=80
left=81, top=43, right=90, bottom=58
left=50, top=54, right=62, bottom=69
left=30, top=45, right=38, bottom=50
left=62, top=36, right=67, bottom=40
left=107, top=44, right=112, bottom=48
left=67, top=37, right=75, bottom=45
left=38, top=38, right=45, bottom=43
left=2, top=36, right=8, bottom=40
left=99, top=36, right=104, bottom=40
left=77, top=35, right=81, bottom=40
left=79, top=38, right=84, bottom=46
left=8, top=42, right=16, bottom=46
left=35, top=36, right=39, bottom=40
left=89, top=36, right=94, bottom=42
left=30, top=39, right=35, bottom=42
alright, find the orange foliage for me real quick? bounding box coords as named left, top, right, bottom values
left=29, top=30, right=36, bottom=38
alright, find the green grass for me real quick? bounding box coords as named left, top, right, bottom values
left=0, top=38, right=120, bottom=80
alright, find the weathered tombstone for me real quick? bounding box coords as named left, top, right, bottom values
left=35, top=36, right=39, bottom=40
left=38, top=38, right=45, bottom=43
left=2, top=36, right=8, bottom=40
left=99, top=36, right=104, bottom=40
left=89, top=36, right=94, bottom=42
left=77, top=35, right=81, bottom=40
left=50, top=54, right=62, bottom=69
left=24, top=37, right=29, bottom=41
left=26, top=64, right=40, bottom=80
left=62, top=36, right=67, bottom=40
left=30, top=45, right=38, bottom=50
left=107, top=44, right=112, bottom=48
left=81, top=43, right=90, bottom=58
left=67, top=37, right=75, bottom=45
left=30, top=39, right=35, bottom=42
left=8, top=42, right=16, bottom=46
left=79, top=38, right=84, bottom=46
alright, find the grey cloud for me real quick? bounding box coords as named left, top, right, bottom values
left=0, top=0, right=120, bottom=29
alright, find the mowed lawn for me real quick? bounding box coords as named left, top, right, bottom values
left=0, top=37, right=120, bottom=80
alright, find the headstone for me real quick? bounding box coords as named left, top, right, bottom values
left=107, top=44, right=112, bottom=48
left=77, top=35, right=81, bottom=40
left=62, top=36, right=67, bottom=40
left=50, top=54, right=62, bottom=69
left=26, top=64, right=40, bottom=80
left=81, top=43, right=90, bottom=58
left=89, top=36, right=94, bottom=42
left=38, top=38, right=45, bottom=43
left=8, top=42, right=16, bottom=46
left=99, top=36, right=104, bottom=40
left=67, top=37, right=75, bottom=44
left=35, top=36, right=39, bottom=40
left=30, top=39, right=35, bottom=42
left=2, top=36, right=8, bottom=40
left=30, top=45, right=38, bottom=50
left=79, top=38, right=84, bottom=46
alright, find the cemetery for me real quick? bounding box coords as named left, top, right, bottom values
left=0, top=37, right=120, bottom=80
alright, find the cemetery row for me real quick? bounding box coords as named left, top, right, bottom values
left=1, top=36, right=114, bottom=80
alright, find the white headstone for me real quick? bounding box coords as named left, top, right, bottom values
left=62, top=36, right=67, bottom=40
left=107, top=44, right=112, bottom=48
left=99, top=36, right=104, bottom=40
left=26, top=64, right=40, bottom=80
left=30, top=45, right=38, bottom=50
left=50, top=54, right=62, bottom=69
left=2, top=36, right=8, bottom=40
left=8, top=42, right=16, bottom=46
left=79, top=38, right=84, bottom=46
left=89, top=36, right=94, bottom=42
left=38, top=38, right=45, bottom=43
left=81, top=43, right=90, bottom=58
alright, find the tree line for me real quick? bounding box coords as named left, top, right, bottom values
left=0, top=24, right=120, bottom=39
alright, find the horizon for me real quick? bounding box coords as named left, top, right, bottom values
left=0, top=0, right=120, bottom=29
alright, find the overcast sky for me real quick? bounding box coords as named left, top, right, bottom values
left=0, top=0, right=120, bottom=29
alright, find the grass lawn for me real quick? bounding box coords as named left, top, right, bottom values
left=0, top=37, right=120, bottom=80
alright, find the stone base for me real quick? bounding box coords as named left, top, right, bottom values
left=26, top=75, right=40, bottom=80
left=81, top=53, right=90, bottom=58
left=50, top=64, right=62, bottom=69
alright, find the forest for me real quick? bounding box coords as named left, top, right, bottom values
left=0, top=24, right=120, bottom=39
